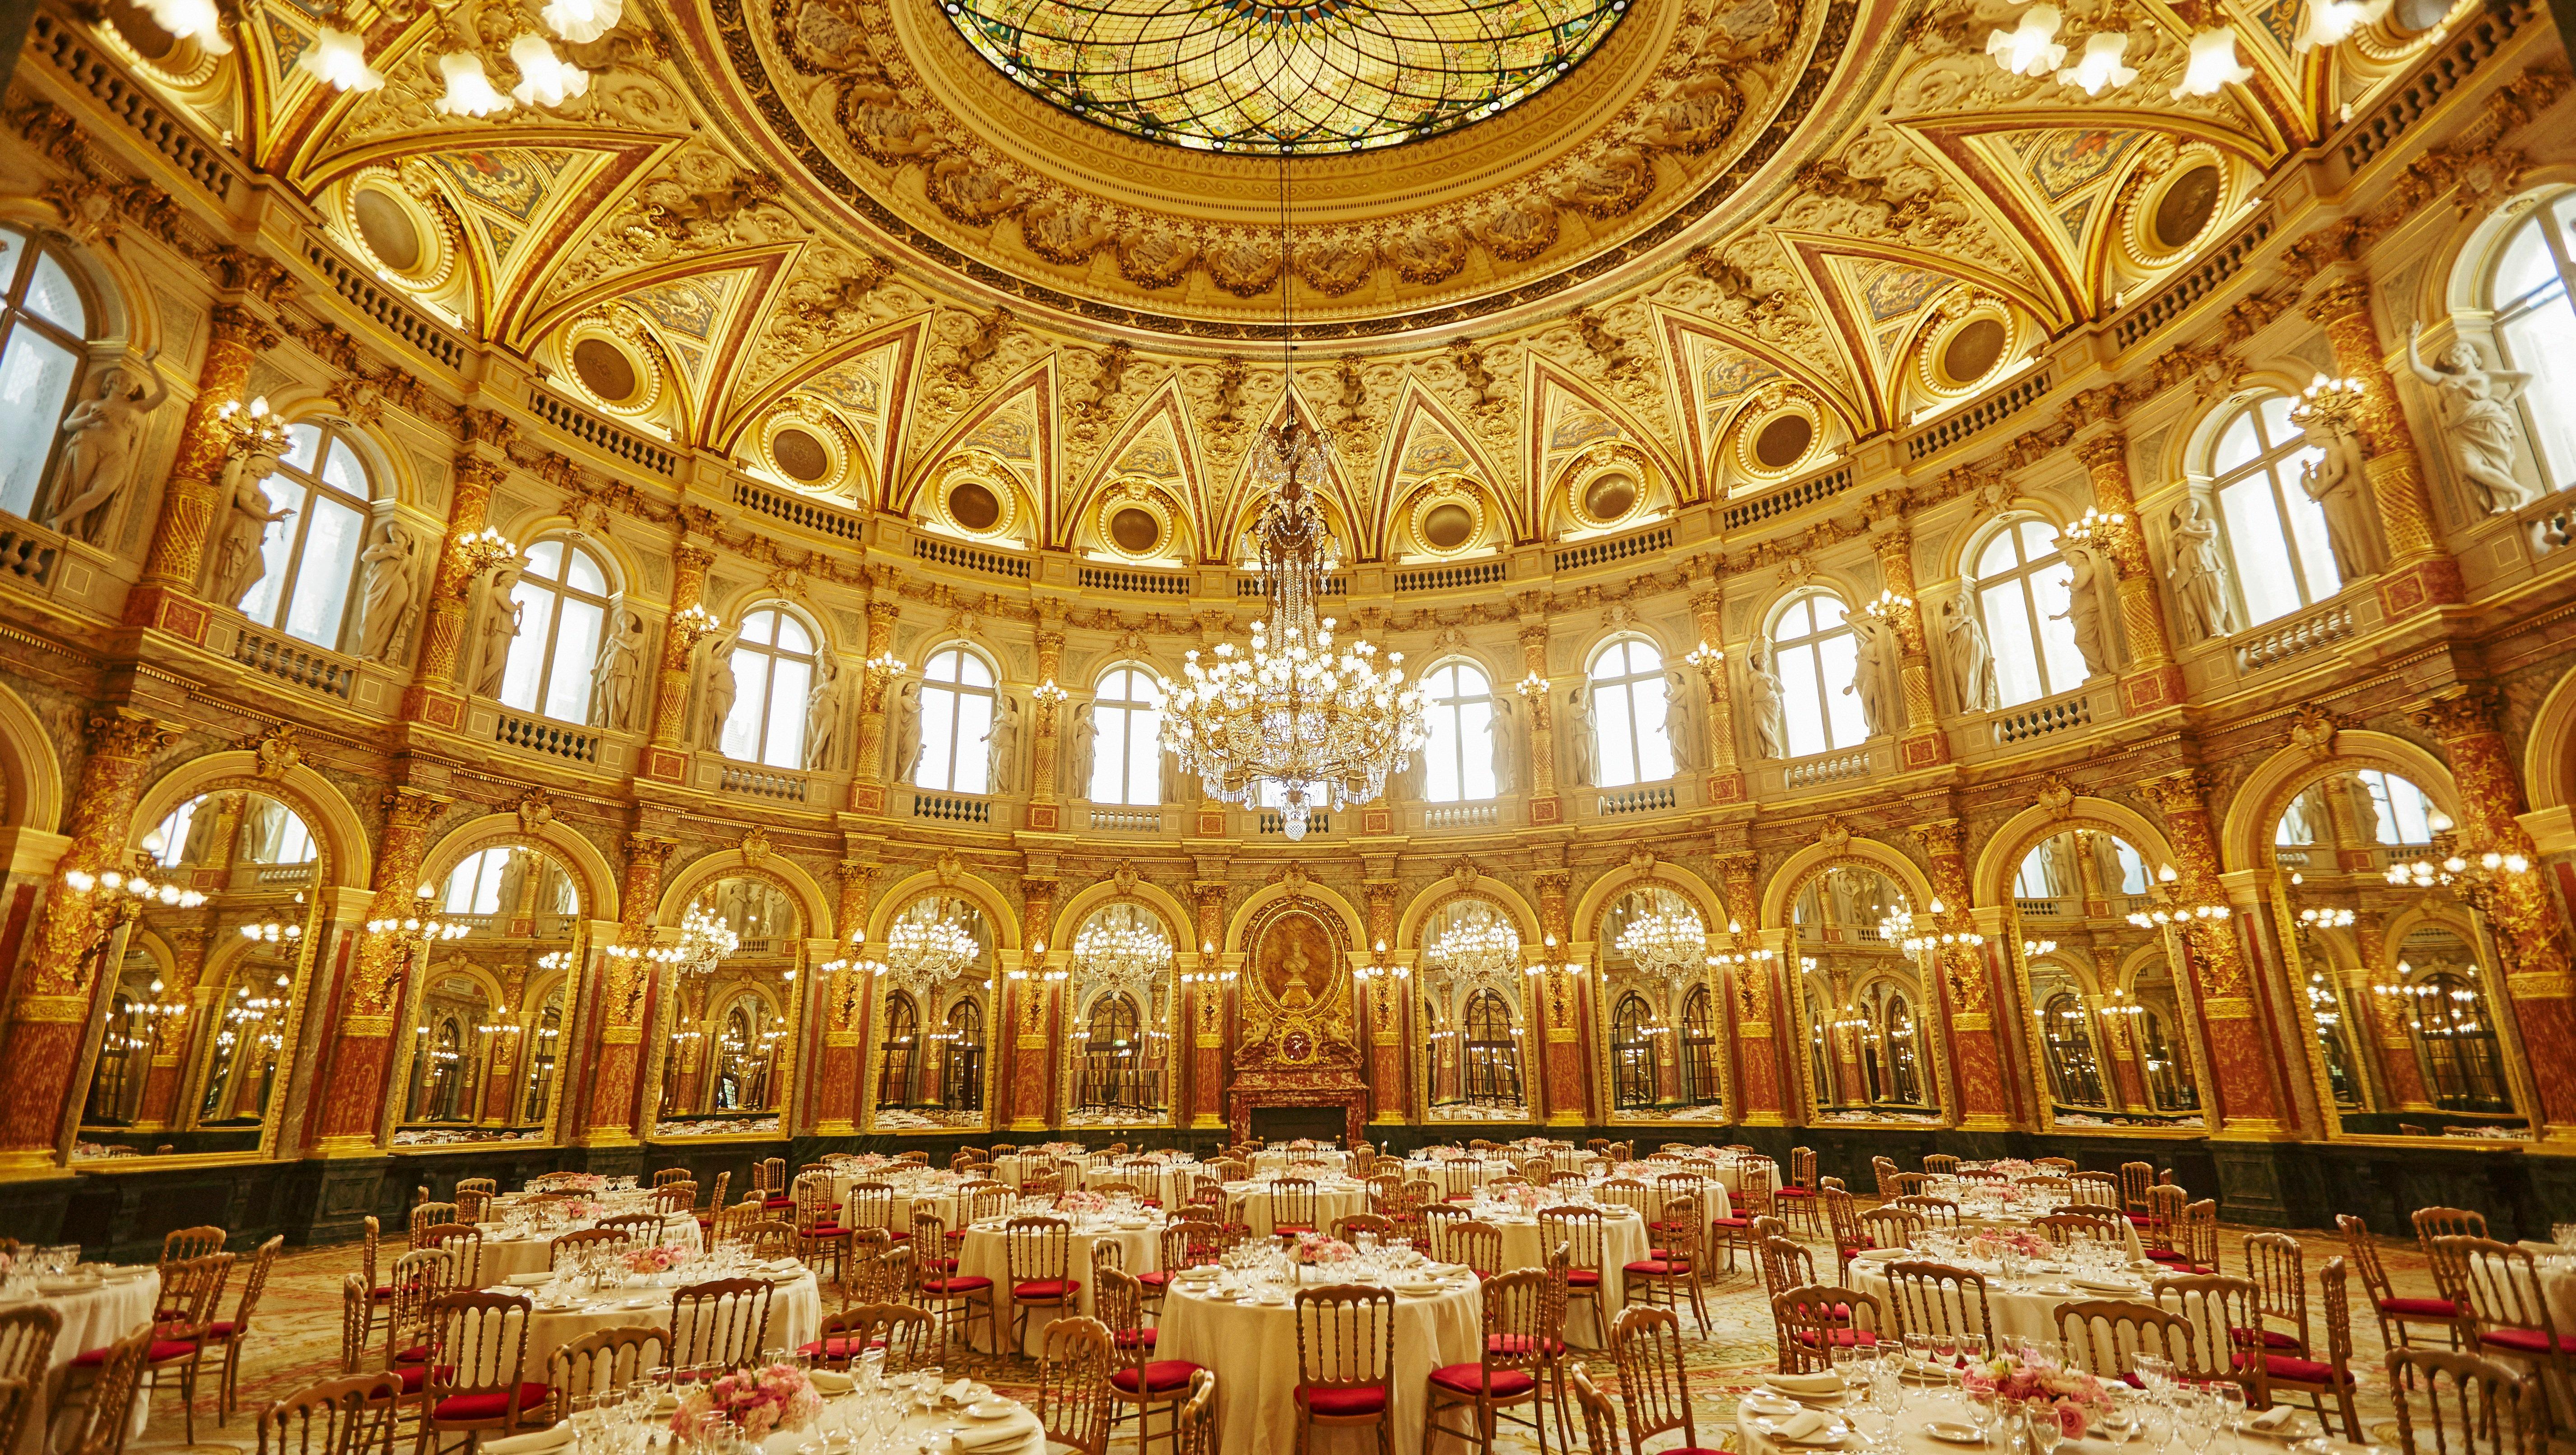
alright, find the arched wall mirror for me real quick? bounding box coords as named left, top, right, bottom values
left=1060, top=901, right=1176, bottom=1126
left=2260, top=768, right=2531, bottom=1140
left=655, top=874, right=802, bottom=1136
left=865, top=894, right=996, bottom=1133
left=1786, top=864, right=1944, bottom=1124
left=388, top=841, right=588, bottom=1145
left=78, top=789, right=325, bottom=1158
left=1592, top=885, right=1726, bottom=1123
left=2004, top=827, right=2209, bottom=1130
left=1414, top=897, right=1530, bottom=1122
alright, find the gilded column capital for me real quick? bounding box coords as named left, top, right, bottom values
left=672, top=543, right=716, bottom=576
left=2073, top=432, right=2130, bottom=474
left=2146, top=769, right=2216, bottom=816
left=621, top=833, right=678, bottom=873
left=206, top=302, right=284, bottom=353
left=85, top=709, right=176, bottom=761
left=379, top=786, right=448, bottom=838
left=2302, top=278, right=2375, bottom=325
left=2411, top=687, right=2502, bottom=742
left=452, top=455, right=510, bottom=494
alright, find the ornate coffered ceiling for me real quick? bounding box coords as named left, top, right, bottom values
left=75, top=0, right=2468, bottom=559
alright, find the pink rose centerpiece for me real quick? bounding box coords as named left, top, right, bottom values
left=538, top=1172, right=607, bottom=1194
left=1056, top=1189, right=1109, bottom=1216
left=1293, top=1233, right=1356, bottom=1266
left=1968, top=1230, right=2052, bottom=1261
left=669, top=1364, right=821, bottom=1443
left=1960, top=1352, right=2112, bottom=1439
left=561, top=1199, right=604, bottom=1222
left=626, top=1243, right=688, bottom=1276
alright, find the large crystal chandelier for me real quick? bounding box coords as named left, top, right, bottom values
left=885, top=897, right=980, bottom=987
left=1158, top=145, right=1427, bottom=842
left=671, top=901, right=740, bottom=976
left=1615, top=891, right=1706, bottom=979
left=1073, top=904, right=1172, bottom=1000
left=1427, top=903, right=1521, bottom=979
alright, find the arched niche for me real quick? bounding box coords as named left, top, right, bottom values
left=864, top=887, right=998, bottom=1133
left=649, top=859, right=816, bottom=1138
left=2522, top=662, right=2576, bottom=822
left=1972, top=797, right=2179, bottom=907
left=398, top=953, right=512, bottom=1129
left=1059, top=896, right=1179, bottom=1127
left=2109, top=942, right=2209, bottom=1124
left=1590, top=877, right=1730, bottom=1124
left=0, top=680, right=65, bottom=834
left=1222, top=876, right=1366, bottom=956
left=1777, top=851, right=1947, bottom=1126
left=2220, top=730, right=2464, bottom=873
left=126, top=754, right=371, bottom=890
left=1413, top=889, right=1534, bottom=1124
left=1395, top=873, right=1539, bottom=958
left=420, top=813, right=618, bottom=925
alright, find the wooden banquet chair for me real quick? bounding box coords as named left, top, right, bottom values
left=417, top=1293, right=549, bottom=1451
left=1774, top=1284, right=1883, bottom=1373
left=0, top=1306, right=58, bottom=1455
left=1609, top=1307, right=1706, bottom=1455
left=1293, top=1284, right=1395, bottom=1455
left=1623, top=1195, right=1708, bottom=1333
left=1005, top=1216, right=1083, bottom=1354
left=69, top=1250, right=232, bottom=1443
left=1883, top=1260, right=1997, bottom=1351
left=2431, top=1237, right=2576, bottom=1400
left=2262, top=1256, right=2363, bottom=1440
left=206, top=1232, right=284, bottom=1422
left=667, top=1278, right=775, bottom=1370
left=2385, top=1348, right=2542, bottom=1455
left=1421, top=1268, right=1552, bottom=1455
left=548, top=1327, right=668, bottom=1418
left=1100, top=1267, right=1200, bottom=1451
left=1037, top=1317, right=1116, bottom=1455
left=2338, top=1213, right=2461, bottom=1349
left=256, top=1372, right=403, bottom=1455
left=2055, top=1299, right=2199, bottom=1383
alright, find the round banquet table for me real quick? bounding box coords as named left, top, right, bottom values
left=1156, top=1278, right=1482, bottom=1455
left=2529, top=1251, right=2576, bottom=1421
left=1252, top=1149, right=1348, bottom=1177
left=1708, top=1157, right=1780, bottom=1195
left=1402, top=1158, right=1519, bottom=1199
left=1733, top=1379, right=2365, bottom=1455
left=957, top=1220, right=1165, bottom=1357
left=1227, top=1181, right=1368, bottom=1237
left=1480, top=1209, right=1649, bottom=1347
left=1082, top=1161, right=1209, bottom=1209
left=1848, top=1253, right=2171, bottom=1348
left=499, top=1268, right=823, bottom=1378
left=16, top=1271, right=158, bottom=1455
left=479, top=1216, right=703, bottom=1284
left=995, top=1153, right=1097, bottom=1189
left=827, top=1175, right=973, bottom=1233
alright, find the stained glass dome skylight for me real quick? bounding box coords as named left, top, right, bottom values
left=941, top=0, right=1631, bottom=153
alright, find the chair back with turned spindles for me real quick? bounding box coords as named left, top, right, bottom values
left=2387, top=1348, right=2542, bottom=1455
left=255, top=1373, right=401, bottom=1455
left=1037, top=1316, right=1116, bottom=1455
left=0, top=1306, right=58, bottom=1455
left=1609, top=1307, right=1701, bottom=1455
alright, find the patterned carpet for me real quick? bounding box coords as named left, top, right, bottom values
left=130, top=1215, right=2457, bottom=1455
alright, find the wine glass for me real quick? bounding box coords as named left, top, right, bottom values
left=2027, top=1405, right=2066, bottom=1455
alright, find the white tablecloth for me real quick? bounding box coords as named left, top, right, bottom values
left=504, top=1270, right=823, bottom=1378
left=1850, top=1254, right=2163, bottom=1349
left=1481, top=1210, right=1649, bottom=1348
left=1253, top=1150, right=1349, bottom=1177
left=995, top=1154, right=1093, bottom=1189
left=957, top=1222, right=1164, bottom=1357
left=1402, top=1159, right=1517, bottom=1197
left=481, top=1217, right=703, bottom=1283
left=18, top=1273, right=158, bottom=1455
left=1735, top=1380, right=2363, bottom=1455
left=1083, top=1162, right=1209, bottom=1209
left=1158, top=1280, right=1481, bottom=1455
left=1228, top=1182, right=1369, bottom=1238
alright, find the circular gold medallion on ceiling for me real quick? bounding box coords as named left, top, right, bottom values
left=1108, top=506, right=1162, bottom=554
left=571, top=339, right=640, bottom=405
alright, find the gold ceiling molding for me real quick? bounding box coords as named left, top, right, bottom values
left=668, top=0, right=1874, bottom=338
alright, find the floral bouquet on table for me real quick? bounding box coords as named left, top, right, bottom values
left=1294, top=1233, right=1356, bottom=1266
left=1982, top=1158, right=2035, bottom=1177
left=626, top=1243, right=688, bottom=1276
left=1968, top=1229, right=2052, bottom=1261
left=1960, top=1351, right=2112, bottom=1438
left=561, top=1199, right=603, bottom=1222
left=1056, top=1189, right=1109, bottom=1216
left=669, top=1363, right=821, bottom=1442
left=537, top=1172, right=608, bottom=1194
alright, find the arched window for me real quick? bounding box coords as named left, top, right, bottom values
left=0, top=227, right=92, bottom=521
left=876, top=992, right=918, bottom=1107
left=1879, top=990, right=1926, bottom=1105
left=237, top=422, right=374, bottom=650
left=1586, top=639, right=1673, bottom=787
left=1087, top=665, right=1163, bottom=805
left=498, top=539, right=614, bottom=723
left=1972, top=521, right=2087, bottom=706
left=1610, top=993, right=1656, bottom=1110
left=2488, top=193, right=2576, bottom=489
left=721, top=607, right=817, bottom=768
left=916, top=647, right=997, bottom=794
left=521, top=993, right=562, bottom=1123
left=1461, top=988, right=1523, bottom=1106
left=2210, top=394, right=2341, bottom=626
left=2040, top=992, right=2107, bottom=1107
left=1078, top=994, right=1144, bottom=1110
left=1772, top=593, right=1869, bottom=755
left=1805, top=989, right=1836, bottom=1102
left=441, top=847, right=523, bottom=916
left=941, top=999, right=985, bottom=1111
left=1422, top=660, right=1497, bottom=802
left=1679, top=987, right=1719, bottom=1106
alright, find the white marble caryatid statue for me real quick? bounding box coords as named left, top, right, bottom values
left=691, top=630, right=739, bottom=750
left=1488, top=696, right=1517, bottom=795
left=44, top=350, right=167, bottom=546
left=470, top=564, right=524, bottom=700
left=888, top=678, right=925, bottom=783
left=1067, top=702, right=1097, bottom=798
left=1845, top=613, right=1895, bottom=737
left=2054, top=543, right=2112, bottom=678
left=1744, top=647, right=1788, bottom=760
left=2298, top=407, right=2384, bottom=581
left=1158, top=744, right=1190, bottom=805
left=1563, top=684, right=1596, bottom=787
left=209, top=447, right=291, bottom=609
left=586, top=608, right=646, bottom=731
left=801, top=653, right=850, bottom=771
left=2408, top=322, right=2543, bottom=514
left=2166, top=499, right=2237, bottom=643
left=983, top=691, right=1022, bottom=794
left=1938, top=597, right=1999, bottom=713
left=355, top=522, right=421, bottom=663
left=1663, top=668, right=1697, bottom=773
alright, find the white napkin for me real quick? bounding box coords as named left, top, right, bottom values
left=942, top=1377, right=978, bottom=1404
left=759, top=1258, right=802, bottom=1274
left=954, top=1415, right=1030, bottom=1450
left=1766, top=1371, right=1846, bottom=1396
left=809, top=1370, right=854, bottom=1395
left=2123, top=1221, right=2148, bottom=1262
left=2246, top=1407, right=2296, bottom=1434
left=1763, top=1409, right=1836, bottom=1442
left=483, top=1427, right=574, bottom=1455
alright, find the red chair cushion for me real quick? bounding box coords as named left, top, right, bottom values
left=1626, top=1259, right=1688, bottom=1276
left=73, top=1339, right=200, bottom=1366
left=1775, top=1188, right=1815, bottom=1199
left=1302, top=1386, right=1388, bottom=1417
left=1429, top=1364, right=1537, bottom=1398
left=1110, top=1360, right=1201, bottom=1393
left=2128, top=1214, right=2163, bottom=1228
left=1115, top=1329, right=1158, bottom=1349
left=433, top=1383, right=552, bottom=1421
left=1794, top=1328, right=1879, bottom=1349
left=946, top=1230, right=968, bottom=1242
left=1565, top=1269, right=1600, bottom=1287
left=2144, top=1250, right=2191, bottom=1264
left=1711, top=1217, right=1752, bottom=1230
left=800, top=1337, right=870, bottom=1358
left=1014, top=1279, right=1081, bottom=1301
left=202, top=1321, right=240, bottom=1339
left=372, top=1286, right=395, bottom=1302
left=1273, top=1225, right=1315, bottom=1236
left=2482, top=1329, right=2576, bottom=1355
left=393, top=1344, right=432, bottom=1364
left=763, top=1197, right=795, bottom=1209
left=2263, top=1356, right=2353, bottom=1385
left=920, top=1276, right=994, bottom=1296
left=2380, top=1296, right=2458, bottom=1317
left=1137, top=1272, right=1171, bottom=1288
left=2230, top=1326, right=2301, bottom=1352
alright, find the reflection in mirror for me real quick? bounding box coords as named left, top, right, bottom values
left=1418, top=899, right=1528, bottom=1122
left=2390, top=926, right=2519, bottom=1124
left=2010, top=828, right=2208, bottom=1129
left=1790, top=866, right=1940, bottom=1123
left=867, top=895, right=994, bottom=1131
left=1063, top=902, right=1173, bottom=1126
left=658, top=875, right=800, bottom=1136
left=2029, top=959, right=2110, bottom=1110
left=79, top=790, right=319, bottom=1158
left=394, top=842, right=586, bottom=1145
left=1598, top=887, right=1723, bottom=1122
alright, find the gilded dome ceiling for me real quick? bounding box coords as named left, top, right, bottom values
left=939, top=0, right=1632, bottom=153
